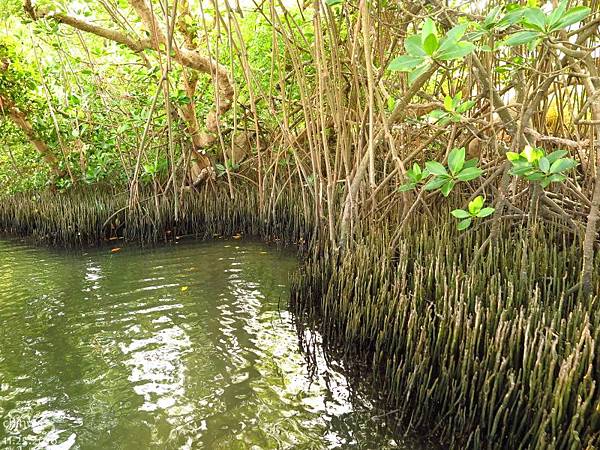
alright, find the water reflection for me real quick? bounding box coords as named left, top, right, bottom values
left=0, top=239, right=412, bottom=449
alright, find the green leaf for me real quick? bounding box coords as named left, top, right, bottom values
left=456, top=100, right=475, bottom=114
left=436, top=23, right=469, bottom=55
left=451, top=209, right=471, bottom=219
left=436, top=41, right=475, bottom=61
left=456, top=166, right=483, bottom=181
left=429, top=109, right=447, bottom=120
left=424, top=176, right=449, bottom=190
left=523, top=8, right=546, bottom=31
left=549, top=158, right=577, bottom=174
left=497, top=8, right=526, bottom=30
left=445, top=22, right=469, bottom=43
left=326, top=0, right=343, bottom=5
left=483, top=6, right=503, bottom=28
left=421, top=18, right=437, bottom=42
left=412, top=162, right=421, bottom=176
left=504, top=30, right=541, bottom=46
left=554, top=6, right=591, bottom=30
left=423, top=33, right=439, bottom=55
left=425, top=161, right=447, bottom=176
left=389, top=55, right=424, bottom=72
left=521, top=145, right=543, bottom=163
left=457, top=217, right=472, bottom=230
left=546, top=150, right=568, bottom=164
left=476, top=207, right=495, bottom=218
left=440, top=180, right=455, bottom=197
left=464, top=158, right=479, bottom=169
left=511, top=166, right=534, bottom=176
left=469, top=196, right=484, bottom=215
left=547, top=173, right=567, bottom=184
left=408, top=62, right=433, bottom=85
left=547, top=0, right=568, bottom=29
left=538, top=157, right=550, bottom=174
left=525, top=172, right=546, bottom=181
left=443, top=95, right=454, bottom=112
left=398, top=183, right=417, bottom=192
left=404, top=35, right=426, bottom=57
left=448, top=147, right=465, bottom=175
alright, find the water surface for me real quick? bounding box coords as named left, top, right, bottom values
left=0, top=239, right=408, bottom=449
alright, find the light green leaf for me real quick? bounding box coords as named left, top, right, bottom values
left=476, top=207, right=495, bottom=218
left=436, top=41, right=475, bottom=61
left=468, top=195, right=484, bottom=215
left=448, top=147, right=465, bottom=175
left=412, top=162, right=421, bottom=176
left=445, top=22, right=469, bottom=43
left=525, top=172, right=546, bottom=181
left=443, top=95, right=454, bottom=112
left=424, top=176, right=450, bottom=191
left=546, top=150, right=568, bottom=164
left=523, top=8, right=546, bottom=31
left=404, top=35, right=426, bottom=57
left=451, top=209, right=471, bottom=219
left=547, top=173, right=566, bottom=184
left=440, top=180, right=455, bottom=197
left=423, top=33, right=439, bottom=55
left=408, top=62, right=433, bottom=85
left=554, top=6, right=591, bottom=30
left=538, top=157, right=550, bottom=174
left=422, top=18, right=437, bottom=42
left=398, top=183, right=417, bottom=192
left=547, top=0, right=567, bottom=28
left=504, top=30, right=541, bottom=46
left=497, top=8, right=526, bottom=30
left=456, top=167, right=483, bottom=181
left=425, top=161, right=447, bottom=176
left=389, top=55, right=424, bottom=72
left=457, top=217, right=472, bottom=230
left=549, top=158, right=577, bottom=174
left=456, top=100, right=475, bottom=113
left=521, top=145, right=543, bottom=163
left=464, top=158, right=479, bottom=169
left=483, top=6, right=503, bottom=28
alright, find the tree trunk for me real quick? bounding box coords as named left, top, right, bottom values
left=0, top=94, right=62, bottom=177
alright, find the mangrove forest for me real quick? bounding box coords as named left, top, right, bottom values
left=1, top=0, right=600, bottom=448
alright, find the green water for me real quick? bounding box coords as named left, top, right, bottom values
left=0, top=239, right=409, bottom=449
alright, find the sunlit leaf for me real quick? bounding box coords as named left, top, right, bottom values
left=468, top=195, right=484, bottom=214
left=436, top=41, right=475, bottom=61
left=451, top=209, right=471, bottom=219
left=423, top=33, right=439, bottom=55
left=448, top=147, right=465, bottom=175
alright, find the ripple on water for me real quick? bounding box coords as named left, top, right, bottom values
left=0, top=239, right=418, bottom=449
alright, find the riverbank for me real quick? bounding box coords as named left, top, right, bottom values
left=1, top=186, right=599, bottom=449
